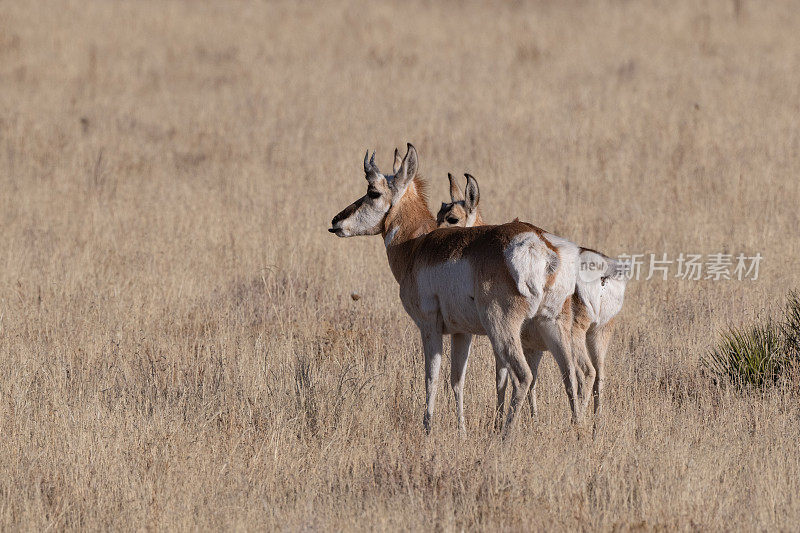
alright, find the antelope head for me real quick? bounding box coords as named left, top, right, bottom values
left=329, top=144, right=419, bottom=237
left=436, top=173, right=480, bottom=227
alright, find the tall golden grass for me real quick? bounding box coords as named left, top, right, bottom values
left=1, top=0, right=799, bottom=529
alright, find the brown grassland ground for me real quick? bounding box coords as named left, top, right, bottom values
left=2, top=0, right=800, bottom=530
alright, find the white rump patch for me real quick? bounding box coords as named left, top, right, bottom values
left=504, top=232, right=558, bottom=317
left=576, top=250, right=628, bottom=326
left=536, top=232, right=580, bottom=319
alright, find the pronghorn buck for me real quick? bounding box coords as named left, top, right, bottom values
left=437, top=173, right=628, bottom=418
left=329, top=144, right=582, bottom=435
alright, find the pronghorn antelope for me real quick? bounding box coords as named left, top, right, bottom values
left=437, top=173, right=628, bottom=418
left=329, top=144, right=582, bottom=436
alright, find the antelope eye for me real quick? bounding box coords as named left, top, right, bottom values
left=367, top=190, right=381, bottom=199
left=446, top=216, right=459, bottom=224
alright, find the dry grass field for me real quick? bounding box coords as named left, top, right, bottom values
left=2, top=0, right=800, bottom=530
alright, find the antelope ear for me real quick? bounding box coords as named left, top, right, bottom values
left=393, top=143, right=418, bottom=191
left=464, top=174, right=480, bottom=212
left=393, top=148, right=402, bottom=174
left=448, top=173, right=464, bottom=202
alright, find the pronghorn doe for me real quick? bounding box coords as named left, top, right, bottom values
left=329, top=144, right=581, bottom=436
left=437, top=173, right=628, bottom=419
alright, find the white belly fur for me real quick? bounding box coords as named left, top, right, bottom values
left=413, top=261, right=486, bottom=334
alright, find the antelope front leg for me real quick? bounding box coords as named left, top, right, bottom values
left=587, top=322, right=613, bottom=417
left=524, top=349, right=544, bottom=417
left=450, top=333, right=472, bottom=436
left=421, top=329, right=443, bottom=434
left=537, top=317, right=580, bottom=423
left=572, top=326, right=594, bottom=420
left=494, top=362, right=508, bottom=431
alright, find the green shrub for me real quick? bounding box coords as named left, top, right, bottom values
left=704, top=292, right=800, bottom=389
left=782, top=290, right=800, bottom=360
